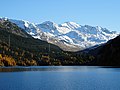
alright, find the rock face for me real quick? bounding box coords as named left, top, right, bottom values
left=0, top=18, right=30, bottom=38
left=4, top=17, right=118, bottom=51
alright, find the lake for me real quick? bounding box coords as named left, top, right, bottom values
left=0, top=66, right=120, bottom=90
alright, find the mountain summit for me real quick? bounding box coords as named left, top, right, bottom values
left=2, top=18, right=118, bottom=51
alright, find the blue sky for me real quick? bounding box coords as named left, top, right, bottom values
left=0, top=0, right=120, bottom=32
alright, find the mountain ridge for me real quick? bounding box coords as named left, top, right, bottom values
left=1, top=18, right=120, bottom=66
left=0, top=19, right=95, bottom=66
left=1, top=17, right=118, bottom=51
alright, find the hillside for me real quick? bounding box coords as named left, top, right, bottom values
left=0, top=19, right=94, bottom=66
left=86, top=35, right=120, bottom=66
left=8, top=18, right=118, bottom=51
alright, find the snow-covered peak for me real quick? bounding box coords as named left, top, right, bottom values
left=37, top=21, right=58, bottom=31
left=0, top=17, right=33, bottom=29
left=9, top=19, right=26, bottom=29
left=96, top=26, right=102, bottom=30
left=60, top=22, right=80, bottom=29
left=22, top=20, right=30, bottom=28
left=41, top=21, right=57, bottom=26
left=0, top=17, right=8, bottom=21
left=5, top=18, right=119, bottom=51
left=9, top=19, right=40, bottom=36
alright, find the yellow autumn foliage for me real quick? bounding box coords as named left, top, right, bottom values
left=0, top=54, right=16, bottom=66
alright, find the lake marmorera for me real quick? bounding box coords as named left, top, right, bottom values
left=0, top=66, right=120, bottom=90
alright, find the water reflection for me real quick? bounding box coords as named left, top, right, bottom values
left=0, top=66, right=120, bottom=72
left=0, top=66, right=96, bottom=72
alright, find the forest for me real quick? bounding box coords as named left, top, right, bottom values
left=0, top=19, right=95, bottom=66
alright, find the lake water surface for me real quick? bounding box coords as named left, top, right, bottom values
left=0, top=66, right=120, bottom=90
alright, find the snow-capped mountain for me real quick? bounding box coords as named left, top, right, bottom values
left=3, top=17, right=118, bottom=51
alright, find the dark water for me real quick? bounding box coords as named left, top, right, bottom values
left=0, top=66, right=120, bottom=90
